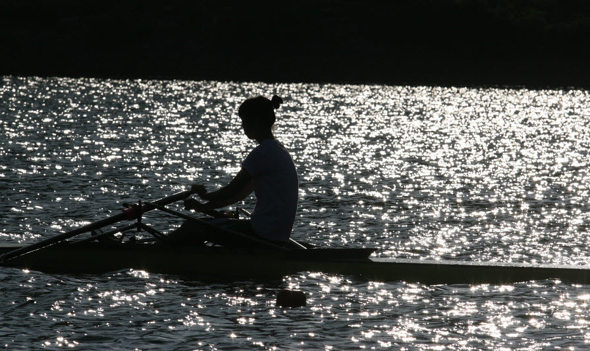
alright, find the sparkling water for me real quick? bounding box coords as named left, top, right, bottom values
left=1, top=76, right=590, bottom=349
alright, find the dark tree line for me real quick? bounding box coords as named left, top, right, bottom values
left=1, top=0, right=588, bottom=88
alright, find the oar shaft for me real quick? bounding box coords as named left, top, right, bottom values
left=0, top=189, right=195, bottom=263
left=0, top=214, right=129, bottom=264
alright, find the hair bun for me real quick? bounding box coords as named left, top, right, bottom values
left=271, top=95, right=283, bottom=109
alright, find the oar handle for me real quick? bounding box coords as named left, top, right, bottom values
left=0, top=189, right=196, bottom=264
left=122, top=190, right=198, bottom=219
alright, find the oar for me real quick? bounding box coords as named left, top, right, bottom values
left=0, top=189, right=195, bottom=264
left=147, top=202, right=289, bottom=251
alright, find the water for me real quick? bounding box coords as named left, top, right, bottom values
left=1, top=76, right=590, bottom=349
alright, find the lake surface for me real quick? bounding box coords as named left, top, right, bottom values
left=1, top=76, right=590, bottom=349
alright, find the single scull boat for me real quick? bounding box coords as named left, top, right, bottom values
left=2, top=190, right=590, bottom=284
left=2, top=242, right=590, bottom=284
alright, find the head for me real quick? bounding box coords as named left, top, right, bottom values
left=238, top=95, right=283, bottom=140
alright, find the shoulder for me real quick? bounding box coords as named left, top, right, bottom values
left=242, top=142, right=267, bottom=172
left=262, top=139, right=288, bottom=153
left=249, top=139, right=284, bottom=157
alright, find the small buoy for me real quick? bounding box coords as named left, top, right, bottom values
left=276, top=290, right=306, bottom=307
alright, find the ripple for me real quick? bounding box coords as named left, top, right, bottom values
left=2, top=76, right=590, bottom=349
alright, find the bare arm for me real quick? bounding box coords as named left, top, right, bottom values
left=188, top=168, right=254, bottom=211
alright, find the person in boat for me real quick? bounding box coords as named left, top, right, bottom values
left=170, top=95, right=299, bottom=246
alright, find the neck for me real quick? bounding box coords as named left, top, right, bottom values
left=255, top=132, right=275, bottom=144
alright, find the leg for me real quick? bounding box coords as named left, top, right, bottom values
left=167, top=220, right=209, bottom=245
left=168, top=219, right=258, bottom=247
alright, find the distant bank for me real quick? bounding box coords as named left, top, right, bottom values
left=1, top=1, right=589, bottom=89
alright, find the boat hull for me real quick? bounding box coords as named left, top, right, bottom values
left=0, top=243, right=376, bottom=279
left=2, top=243, right=590, bottom=284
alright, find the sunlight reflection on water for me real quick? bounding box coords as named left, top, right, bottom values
left=2, top=76, right=590, bottom=349
left=2, top=77, right=590, bottom=262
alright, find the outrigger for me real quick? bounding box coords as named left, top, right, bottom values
left=2, top=190, right=590, bottom=285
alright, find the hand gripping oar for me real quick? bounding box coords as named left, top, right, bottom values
left=0, top=189, right=195, bottom=264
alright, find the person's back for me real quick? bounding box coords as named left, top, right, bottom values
left=243, top=138, right=298, bottom=242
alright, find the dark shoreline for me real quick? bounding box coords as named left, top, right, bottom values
left=2, top=1, right=589, bottom=90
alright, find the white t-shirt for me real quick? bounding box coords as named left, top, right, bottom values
left=241, top=139, right=298, bottom=242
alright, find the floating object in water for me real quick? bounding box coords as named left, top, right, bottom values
left=276, top=290, right=306, bottom=307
